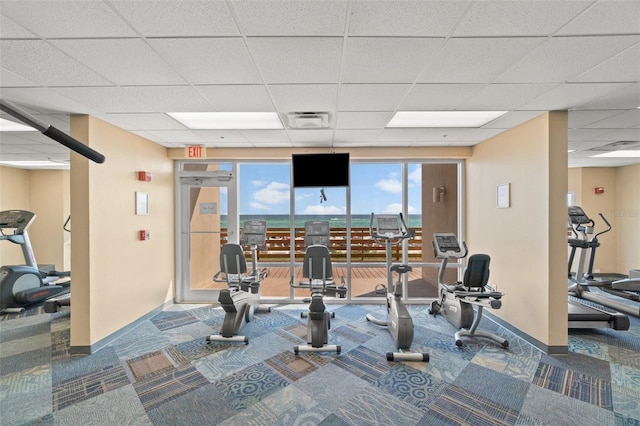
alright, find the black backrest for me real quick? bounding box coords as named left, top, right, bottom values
left=462, top=254, right=490, bottom=290
left=302, top=245, right=333, bottom=280
left=219, top=243, right=247, bottom=275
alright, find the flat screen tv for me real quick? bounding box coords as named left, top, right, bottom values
left=292, top=153, right=350, bottom=187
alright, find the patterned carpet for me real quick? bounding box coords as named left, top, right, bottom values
left=1, top=301, right=639, bottom=426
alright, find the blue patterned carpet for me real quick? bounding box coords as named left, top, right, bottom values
left=1, top=302, right=639, bottom=426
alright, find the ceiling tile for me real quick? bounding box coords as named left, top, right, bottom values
left=122, top=86, right=213, bottom=112
left=109, top=0, right=240, bottom=36
left=52, top=87, right=155, bottom=113
left=268, top=84, right=338, bottom=113
left=418, top=37, right=545, bottom=83
left=519, top=83, right=633, bottom=110
left=147, top=38, right=262, bottom=84
left=338, top=84, right=411, bottom=111
left=571, top=43, right=640, bottom=83
left=342, top=37, right=444, bottom=83
left=103, top=113, right=187, bottom=131
left=287, top=129, right=334, bottom=143
left=497, top=36, right=640, bottom=83
left=197, top=85, right=276, bottom=112
left=461, top=83, right=558, bottom=110
left=0, top=0, right=137, bottom=38
left=556, top=0, right=640, bottom=35
left=50, top=39, right=187, bottom=85
left=335, top=111, right=393, bottom=129
left=400, top=83, right=486, bottom=110
left=231, top=0, right=347, bottom=35
left=246, top=37, right=343, bottom=84
left=0, top=40, right=113, bottom=86
left=0, top=15, right=37, bottom=38
left=452, top=0, right=592, bottom=36
left=348, top=0, right=469, bottom=36
left=584, top=110, right=640, bottom=129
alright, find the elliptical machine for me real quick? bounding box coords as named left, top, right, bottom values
left=290, top=221, right=346, bottom=355
left=365, top=213, right=429, bottom=362
left=206, top=220, right=271, bottom=344
left=430, top=233, right=508, bottom=348
left=1, top=210, right=70, bottom=314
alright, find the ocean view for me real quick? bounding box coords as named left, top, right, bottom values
left=222, top=214, right=422, bottom=229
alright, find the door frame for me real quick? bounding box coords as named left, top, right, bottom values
left=175, top=167, right=237, bottom=303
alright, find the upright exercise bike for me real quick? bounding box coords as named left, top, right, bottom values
left=430, top=233, right=508, bottom=348
left=290, top=221, right=346, bottom=355
left=365, top=213, right=429, bottom=362
left=1, top=210, right=70, bottom=314
left=206, top=220, right=271, bottom=344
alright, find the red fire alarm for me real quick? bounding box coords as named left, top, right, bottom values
left=594, top=187, right=605, bottom=194
left=139, top=230, right=150, bottom=240
left=138, top=171, right=152, bottom=182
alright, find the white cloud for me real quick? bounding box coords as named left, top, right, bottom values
left=382, top=203, right=418, bottom=214
left=375, top=173, right=402, bottom=193
left=408, top=167, right=422, bottom=185
left=253, top=181, right=290, bottom=205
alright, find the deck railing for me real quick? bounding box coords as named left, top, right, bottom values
left=221, top=227, right=424, bottom=263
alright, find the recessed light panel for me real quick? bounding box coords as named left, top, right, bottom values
left=386, top=111, right=508, bottom=128
left=591, top=150, right=640, bottom=158
left=0, top=118, right=36, bottom=131
left=0, top=160, right=69, bottom=169
left=167, top=112, right=283, bottom=129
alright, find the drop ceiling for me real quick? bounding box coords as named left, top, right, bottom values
left=0, top=0, right=638, bottom=169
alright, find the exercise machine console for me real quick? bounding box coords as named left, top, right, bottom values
left=430, top=233, right=508, bottom=348
left=1, top=210, right=70, bottom=314
left=206, top=220, right=271, bottom=344
left=365, top=213, right=428, bottom=362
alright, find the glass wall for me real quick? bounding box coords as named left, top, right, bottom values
left=176, top=159, right=463, bottom=304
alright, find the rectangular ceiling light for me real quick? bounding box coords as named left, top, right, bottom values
left=590, top=150, right=640, bottom=158
left=167, top=112, right=283, bottom=129
left=386, top=111, right=508, bottom=128
left=0, top=160, right=69, bottom=169
left=0, top=117, right=36, bottom=131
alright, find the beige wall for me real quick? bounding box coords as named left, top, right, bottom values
left=616, top=164, right=640, bottom=273
left=466, top=112, right=568, bottom=351
left=0, top=167, right=70, bottom=270
left=69, top=115, right=174, bottom=351
left=568, top=164, right=640, bottom=275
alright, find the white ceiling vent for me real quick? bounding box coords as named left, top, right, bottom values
left=286, top=112, right=330, bottom=129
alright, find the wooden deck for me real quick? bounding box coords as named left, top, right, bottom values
left=194, top=266, right=439, bottom=299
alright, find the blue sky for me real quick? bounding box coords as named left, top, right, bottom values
left=232, top=163, right=423, bottom=215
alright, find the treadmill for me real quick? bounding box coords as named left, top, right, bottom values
left=566, top=206, right=631, bottom=330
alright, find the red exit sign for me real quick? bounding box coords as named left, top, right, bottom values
left=185, top=145, right=205, bottom=158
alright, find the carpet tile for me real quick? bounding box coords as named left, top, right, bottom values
left=150, top=310, right=199, bottom=331
left=533, top=361, right=613, bottom=409
left=1, top=303, right=639, bottom=425
left=213, top=362, right=290, bottom=411
left=52, top=364, right=130, bottom=410
left=426, top=383, right=520, bottom=425
left=133, top=364, right=209, bottom=412
left=332, top=345, right=391, bottom=384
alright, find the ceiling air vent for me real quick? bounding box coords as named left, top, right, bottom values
left=588, top=141, right=640, bottom=151
left=286, top=112, right=330, bottom=129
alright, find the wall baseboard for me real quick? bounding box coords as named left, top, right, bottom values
left=70, top=300, right=173, bottom=355
left=484, top=310, right=568, bottom=355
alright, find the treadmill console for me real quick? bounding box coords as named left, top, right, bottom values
left=432, top=233, right=467, bottom=259
left=568, top=206, right=590, bottom=225
left=0, top=210, right=36, bottom=235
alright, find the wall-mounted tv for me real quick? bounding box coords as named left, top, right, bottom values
left=292, top=153, right=350, bottom=188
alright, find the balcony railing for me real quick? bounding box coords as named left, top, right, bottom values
left=221, top=227, right=424, bottom=263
